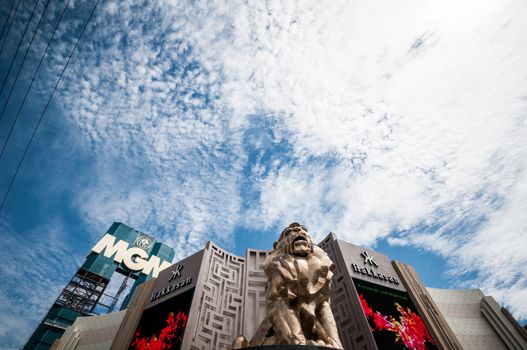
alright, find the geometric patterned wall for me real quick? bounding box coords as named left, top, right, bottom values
left=186, top=234, right=374, bottom=350
left=242, top=249, right=271, bottom=340
left=187, top=236, right=359, bottom=349
left=190, top=243, right=246, bottom=350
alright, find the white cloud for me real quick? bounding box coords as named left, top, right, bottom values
left=0, top=219, right=80, bottom=348
left=51, top=0, right=244, bottom=258
left=0, top=290, right=33, bottom=349
left=37, top=0, right=527, bottom=321
left=185, top=0, right=527, bottom=318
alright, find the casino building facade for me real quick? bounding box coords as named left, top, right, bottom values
left=26, top=224, right=527, bottom=350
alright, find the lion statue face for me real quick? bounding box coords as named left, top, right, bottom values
left=274, top=222, right=314, bottom=257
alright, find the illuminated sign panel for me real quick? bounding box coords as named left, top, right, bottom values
left=129, top=250, right=204, bottom=350
left=354, top=279, right=438, bottom=350
left=91, top=233, right=172, bottom=277
left=130, top=288, right=194, bottom=350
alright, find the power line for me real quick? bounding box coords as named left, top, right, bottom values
left=0, top=0, right=101, bottom=211
left=0, top=0, right=52, bottom=122
left=0, top=0, right=42, bottom=103
left=0, top=0, right=22, bottom=59
left=0, top=0, right=17, bottom=44
left=0, top=0, right=73, bottom=159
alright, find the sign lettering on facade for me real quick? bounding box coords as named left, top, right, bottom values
left=91, top=234, right=171, bottom=277
left=150, top=264, right=192, bottom=302
left=168, top=264, right=183, bottom=282
left=351, top=251, right=400, bottom=284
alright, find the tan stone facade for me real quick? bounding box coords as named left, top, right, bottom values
left=427, top=288, right=527, bottom=350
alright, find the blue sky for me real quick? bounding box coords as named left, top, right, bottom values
left=1, top=0, right=527, bottom=348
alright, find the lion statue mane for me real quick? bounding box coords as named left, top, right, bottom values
left=233, top=222, right=343, bottom=349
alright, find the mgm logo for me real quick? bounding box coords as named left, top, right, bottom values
left=134, top=235, right=153, bottom=250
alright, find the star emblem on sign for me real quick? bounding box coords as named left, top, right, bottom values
left=361, top=251, right=379, bottom=267
left=168, top=264, right=183, bottom=282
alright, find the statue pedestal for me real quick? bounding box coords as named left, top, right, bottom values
left=239, top=346, right=337, bottom=350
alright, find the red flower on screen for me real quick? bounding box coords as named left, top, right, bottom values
left=358, top=294, right=436, bottom=350
left=130, top=311, right=188, bottom=350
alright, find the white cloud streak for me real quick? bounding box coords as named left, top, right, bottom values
left=185, top=0, right=527, bottom=318
left=0, top=219, right=81, bottom=349
left=21, top=0, right=527, bottom=323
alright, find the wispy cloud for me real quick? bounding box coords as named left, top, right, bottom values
left=61, top=0, right=527, bottom=318
left=0, top=219, right=81, bottom=348
left=2, top=3, right=526, bottom=347
left=215, top=0, right=527, bottom=318
left=53, top=0, right=245, bottom=256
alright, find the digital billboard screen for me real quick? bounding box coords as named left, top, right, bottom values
left=353, top=279, right=438, bottom=350
left=130, top=288, right=194, bottom=350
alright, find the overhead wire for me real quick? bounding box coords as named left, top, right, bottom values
left=0, top=0, right=43, bottom=105
left=0, top=0, right=17, bottom=45
left=0, top=0, right=101, bottom=211
left=0, top=0, right=22, bottom=59
left=0, top=0, right=43, bottom=99
left=0, top=0, right=73, bottom=159
left=0, top=0, right=52, bottom=122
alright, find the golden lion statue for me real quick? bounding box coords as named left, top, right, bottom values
left=233, top=223, right=342, bottom=348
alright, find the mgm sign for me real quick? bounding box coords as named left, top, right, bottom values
left=91, top=233, right=172, bottom=278
left=58, top=222, right=175, bottom=314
